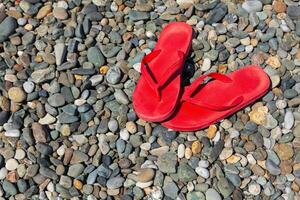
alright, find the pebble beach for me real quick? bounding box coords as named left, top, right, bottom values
left=0, top=0, right=300, bottom=199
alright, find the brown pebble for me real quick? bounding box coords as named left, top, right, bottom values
left=32, top=122, right=47, bottom=143
left=136, top=168, right=155, bottom=182
left=273, top=0, right=286, bottom=13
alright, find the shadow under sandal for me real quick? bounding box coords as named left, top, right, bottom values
left=133, top=22, right=193, bottom=122
left=162, top=65, right=271, bottom=131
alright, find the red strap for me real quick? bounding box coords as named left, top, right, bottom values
left=141, top=50, right=185, bottom=100
left=182, top=72, right=244, bottom=111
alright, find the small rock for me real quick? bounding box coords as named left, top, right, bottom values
left=157, top=152, right=177, bottom=173
left=0, top=17, right=17, bottom=42
left=87, top=46, right=105, bottom=67
left=106, top=177, right=125, bottom=189
left=136, top=168, right=155, bottom=182
left=206, top=188, right=222, bottom=200
left=242, top=0, right=263, bottom=13
left=54, top=43, right=67, bottom=66
left=8, top=87, right=26, bottom=103
left=53, top=7, right=68, bottom=20
left=5, top=159, right=18, bottom=171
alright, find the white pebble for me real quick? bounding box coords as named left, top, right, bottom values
left=140, top=143, right=151, bottom=151
left=120, top=129, right=129, bottom=141
left=14, top=149, right=26, bottom=160
left=198, top=160, right=209, bottom=168
left=247, top=154, right=256, bottom=165
left=195, top=167, right=209, bottom=179
left=5, top=129, right=20, bottom=137
left=178, top=144, right=185, bottom=159
left=23, top=81, right=35, bottom=93
left=5, top=158, right=19, bottom=171
left=248, top=183, right=261, bottom=195
left=201, top=58, right=211, bottom=71
left=284, top=110, right=294, bottom=130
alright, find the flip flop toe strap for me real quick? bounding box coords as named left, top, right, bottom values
left=141, top=50, right=185, bottom=100
left=182, top=72, right=244, bottom=111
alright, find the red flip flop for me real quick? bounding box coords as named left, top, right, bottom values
left=162, top=65, right=270, bottom=131
left=133, top=22, right=193, bottom=122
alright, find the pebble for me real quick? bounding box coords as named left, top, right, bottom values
left=136, top=168, right=155, bottom=182
left=284, top=110, right=294, bottom=129
left=87, top=47, right=105, bottom=67
left=249, top=183, right=261, bottom=195
left=206, top=188, right=222, bottom=200
left=23, top=81, right=35, bottom=93
left=0, top=17, right=17, bottom=42
left=196, top=167, right=209, bottom=179
left=157, top=152, right=177, bottom=173
left=106, top=177, right=125, bottom=189
left=54, top=43, right=67, bottom=66
left=106, top=66, right=121, bottom=84
left=53, top=7, right=68, bottom=20
left=5, top=159, right=18, bottom=171
left=242, top=0, right=263, bottom=13
left=8, top=87, right=26, bottom=103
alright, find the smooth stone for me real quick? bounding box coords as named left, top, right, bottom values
left=5, top=129, right=20, bottom=137
left=87, top=46, right=105, bottom=67
left=284, top=110, right=294, bottom=129
left=54, top=43, right=67, bottom=66
left=206, top=188, right=222, bottom=200
left=114, top=89, right=129, bottom=105
left=248, top=183, right=261, bottom=195
left=0, top=17, right=17, bottom=42
left=0, top=111, right=9, bottom=125
left=53, top=7, right=68, bottom=20
left=196, top=167, right=209, bottom=179
left=23, top=81, right=35, bottom=93
left=106, top=177, right=125, bottom=189
left=136, top=168, right=155, bottom=182
left=5, top=158, right=18, bottom=171
left=242, top=0, right=263, bottom=13
left=48, top=93, right=66, bottom=107
left=128, top=11, right=150, bottom=21
left=106, top=66, right=122, bottom=84
left=3, top=180, right=17, bottom=196
left=287, top=6, right=300, bottom=20
left=266, top=159, right=281, bottom=175
left=163, top=181, right=178, bottom=199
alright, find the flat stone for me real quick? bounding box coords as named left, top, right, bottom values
left=36, top=5, right=52, bottom=19
left=178, top=163, right=197, bottom=182
left=87, top=46, right=105, bottom=67
left=53, top=7, right=68, bottom=20
left=0, top=17, right=17, bottom=42
left=54, top=43, right=67, bottom=66
left=157, top=152, right=177, bottom=173
left=136, top=168, right=155, bottom=182
left=242, top=0, right=263, bottom=13
left=32, top=122, right=47, bottom=143
left=31, top=68, right=55, bottom=83
left=106, top=177, right=125, bottom=189
left=128, top=11, right=150, bottom=21
left=206, top=188, right=221, bottom=200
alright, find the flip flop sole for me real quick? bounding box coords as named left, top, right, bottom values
left=162, top=66, right=270, bottom=131
left=133, top=22, right=193, bottom=122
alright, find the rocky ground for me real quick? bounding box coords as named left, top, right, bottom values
left=0, top=0, right=300, bottom=199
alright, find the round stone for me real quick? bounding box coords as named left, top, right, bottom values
left=6, top=159, right=19, bottom=171
left=8, top=87, right=26, bottom=103
left=248, top=183, right=261, bottom=195
left=14, top=149, right=26, bottom=160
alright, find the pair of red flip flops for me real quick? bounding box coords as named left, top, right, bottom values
left=133, top=22, right=270, bottom=131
